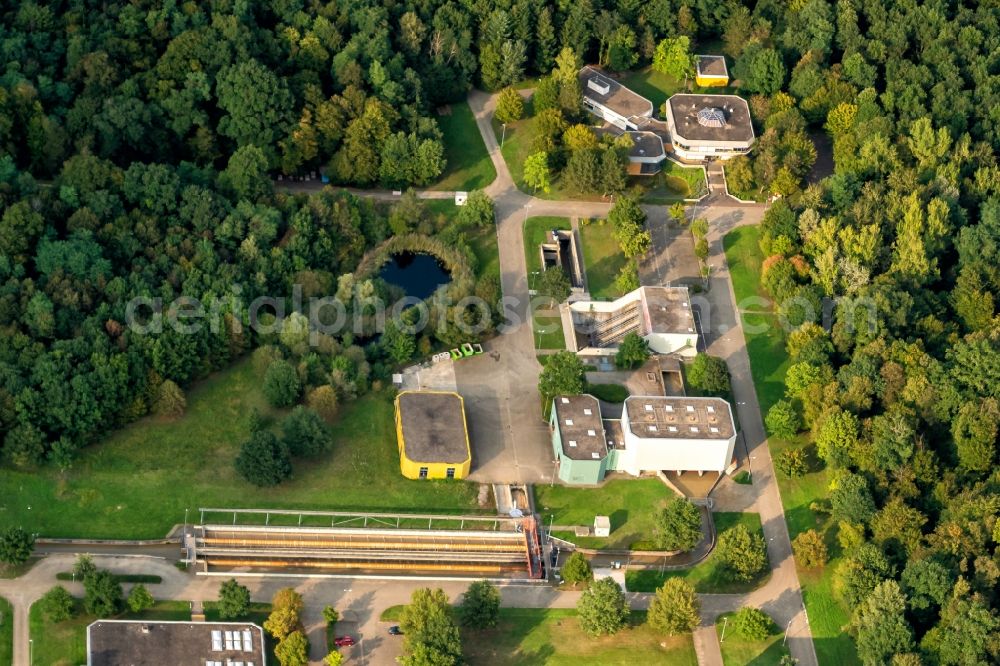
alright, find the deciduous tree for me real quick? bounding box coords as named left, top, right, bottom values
left=459, top=580, right=500, bottom=629
left=647, top=578, right=699, bottom=634
left=218, top=578, right=251, bottom=620
left=654, top=497, right=703, bottom=551
left=577, top=577, right=629, bottom=637
left=560, top=551, right=592, bottom=586
left=235, top=431, right=293, bottom=487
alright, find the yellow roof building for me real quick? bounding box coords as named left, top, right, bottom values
left=394, top=390, right=472, bottom=480
left=695, top=55, right=729, bottom=87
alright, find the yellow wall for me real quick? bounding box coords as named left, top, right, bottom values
left=395, top=393, right=472, bottom=480
left=695, top=74, right=729, bottom=87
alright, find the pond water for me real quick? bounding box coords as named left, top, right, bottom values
left=378, top=252, right=451, bottom=300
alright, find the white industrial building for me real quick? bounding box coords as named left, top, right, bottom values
left=616, top=396, right=736, bottom=476
left=550, top=394, right=737, bottom=484
left=560, top=286, right=698, bottom=368
left=665, top=94, right=755, bottom=161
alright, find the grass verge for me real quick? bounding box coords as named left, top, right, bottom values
left=380, top=605, right=405, bottom=622
left=626, top=512, right=769, bottom=593
left=535, top=478, right=674, bottom=550
left=533, top=314, right=566, bottom=351
left=464, top=608, right=696, bottom=665
left=430, top=101, right=496, bottom=191
left=0, top=596, right=11, bottom=666
left=716, top=611, right=789, bottom=665
left=586, top=383, right=629, bottom=403
left=0, top=360, right=481, bottom=539
left=723, top=226, right=860, bottom=665
left=578, top=220, right=626, bottom=299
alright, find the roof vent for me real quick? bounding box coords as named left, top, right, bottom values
left=697, top=107, right=727, bottom=128
left=591, top=452, right=601, bottom=459
left=587, top=429, right=597, bottom=436
left=648, top=425, right=658, bottom=432
left=588, top=76, right=611, bottom=95
left=690, top=426, right=699, bottom=433
left=141, top=625, right=150, bottom=634
left=668, top=426, right=678, bottom=432
left=561, top=397, right=569, bottom=404
left=710, top=427, right=720, bottom=433
left=569, top=440, right=577, bottom=447
left=565, top=419, right=573, bottom=426
left=583, top=408, right=593, bottom=416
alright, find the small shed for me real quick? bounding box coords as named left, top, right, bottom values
left=594, top=515, right=611, bottom=537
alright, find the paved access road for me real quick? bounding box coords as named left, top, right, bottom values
left=466, top=91, right=817, bottom=666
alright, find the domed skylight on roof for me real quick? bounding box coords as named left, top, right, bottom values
left=696, top=107, right=727, bottom=128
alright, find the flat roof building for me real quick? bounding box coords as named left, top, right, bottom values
left=87, top=620, right=266, bottom=666
left=561, top=286, right=698, bottom=368
left=665, top=94, right=755, bottom=162
left=695, top=55, right=729, bottom=87
left=549, top=395, right=738, bottom=484
left=579, top=66, right=654, bottom=130
left=394, top=390, right=472, bottom=480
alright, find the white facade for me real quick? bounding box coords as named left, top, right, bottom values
left=665, top=94, right=755, bottom=162
left=616, top=397, right=737, bottom=475
left=562, top=286, right=698, bottom=360
left=579, top=66, right=654, bottom=131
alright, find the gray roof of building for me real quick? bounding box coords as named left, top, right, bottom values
left=626, top=131, right=666, bottom=160
left=641, top=286, right=696, bottom=335
left=696, top=55, right=728, bottom=78
left=624, top=396, right=735, bottom=440
left=579, top=66, right=653, bottom=119
left=667, top=94, right=754, bottom=143
left=554, top=394, right=608, bottom=461
left=88, top=621, right=266, bottom=666
left=397, top=391, right=470, bottom=464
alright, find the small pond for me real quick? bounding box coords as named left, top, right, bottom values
left=378, top=252, right=451, bottom=300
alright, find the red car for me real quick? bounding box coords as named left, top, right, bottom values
left=334, top=636, right=356, bottom=647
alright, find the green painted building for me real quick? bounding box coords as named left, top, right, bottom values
left=550, top=394, right=613, bottom=485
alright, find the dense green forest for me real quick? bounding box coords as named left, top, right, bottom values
left=1, top=0, right=1000, bottom=662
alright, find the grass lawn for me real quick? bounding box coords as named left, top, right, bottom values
left=634, top=161, right=708, bottom=203
left=0, top=359, right=481, bottom=539
left=523, top=216, right=572, bottom=285
left=430, top=101, right=496, bottom=191
left=617, top=68, right=685, bottom=115
left=722, top=225, right=860, bottom=665
left=586, top=383, right=629, bottom=403
left=534, top=478, right=674, bottom=549
left=578, top=220, right=626, bottom=300
left=533, top=314, right=565, bottom=351
left=0, top=596, right=11, bottom=666
left=464, top=609, right=697, bottom=665
left=626, top=512, right=770, bottom=593
left=716, top=612, right=788, bottom=666
left=29, top=598, right=192, bottom=666
left=723, top=226, right=771, bottom=308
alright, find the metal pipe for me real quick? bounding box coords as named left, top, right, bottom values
left=204, top=558, right=518, bottom=573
